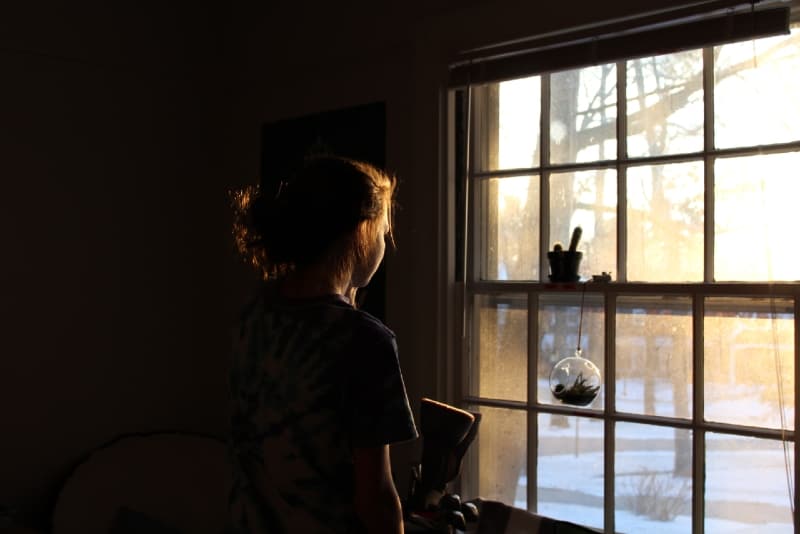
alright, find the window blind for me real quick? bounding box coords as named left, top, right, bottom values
left=449, top=1, right=791, bottom=87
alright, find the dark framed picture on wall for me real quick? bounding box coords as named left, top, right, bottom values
left=261, top=101, right=388, bottom=321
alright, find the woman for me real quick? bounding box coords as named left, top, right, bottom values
left=228, top=156, right=418, bottom=533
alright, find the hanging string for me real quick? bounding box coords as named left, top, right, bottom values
left=747, top=7, right=795, bottom=513
left=760, top=181, right=795, bottom=516
left=768, top=288, right=794, bottom=516
left=759, top=179, right=794, bottom=518
left=461, top=72, right=472, bottom=340
left=576, top=281, right=588, bottom=353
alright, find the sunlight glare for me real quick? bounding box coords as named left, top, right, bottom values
left=497, top=77, right=540, bottom=213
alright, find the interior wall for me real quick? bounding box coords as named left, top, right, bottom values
left=0, top=3, right=233, bottom=524
left=1, top=0, right=694, bottom=525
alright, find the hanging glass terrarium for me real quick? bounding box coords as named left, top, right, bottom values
left=546, top=227, right=602, bottom=407
left=549, top=348, right=601, bottom=407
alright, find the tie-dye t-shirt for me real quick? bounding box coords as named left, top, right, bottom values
left=227, top=283, right=418, bottom=533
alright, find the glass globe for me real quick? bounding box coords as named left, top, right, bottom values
left=549, top=349, right=601, bottom=407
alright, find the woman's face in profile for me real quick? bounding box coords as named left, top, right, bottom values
left=351, top=207, right=388, bottom=288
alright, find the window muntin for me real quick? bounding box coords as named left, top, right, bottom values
left=460, top=22, right=799, bottom=533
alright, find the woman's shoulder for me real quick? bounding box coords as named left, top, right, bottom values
left=351, top=307, right=394, bottom=337
left=341, top=308, right=398, bottom=356
left=238, top=281, right=396, bottom=341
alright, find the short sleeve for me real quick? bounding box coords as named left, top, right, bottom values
left=345, top=331, right=419, bottom=448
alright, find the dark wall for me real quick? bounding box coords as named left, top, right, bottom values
left=0, top=0, right=684, bottom=523
left=0, top=3, right=235, bottom=522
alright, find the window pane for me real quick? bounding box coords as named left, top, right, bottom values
left=627, top=50, right=704, bottom=157
left=715, top=152, right=800, bottom=282
left=715, top=24, right=800, bottom=149
left=471, top=294, right=528, bottom=401
left=538, top=413, right=604, bottom=529
left=706, top=433, right=794, bottom=532
left=704, top=297, right=795, bottom=430
left=481, top=175, right=540, bottom=280
left=551, top=64, right=617, bottom=164
left=463, top=406, right=527, bottom=508
left=616, top=423, right=692, bottom=532
left=616, top=297, right=693, bottom=418
left=627, top=161, right=704, bottom=282
left=538, top=293, right=604, bottom=407
left=474, top=77, right=541, bottom=171
left=549, top=169, right=617, bottom=280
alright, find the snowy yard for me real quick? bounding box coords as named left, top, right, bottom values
left=475, top=378, right=795, bottom=533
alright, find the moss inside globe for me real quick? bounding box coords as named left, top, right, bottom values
left=549, top=351, right=601, bottom=407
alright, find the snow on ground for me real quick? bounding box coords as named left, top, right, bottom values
left=478, top=378, right=795, bottom=532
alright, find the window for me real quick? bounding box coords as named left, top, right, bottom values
left=452, top=10, right=800, bottom=533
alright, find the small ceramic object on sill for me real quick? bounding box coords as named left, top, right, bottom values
left=592, top=272, right=612, bottom=283
left=547, top=227, right=583, bottom=283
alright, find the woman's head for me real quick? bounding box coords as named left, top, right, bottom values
left=232, top=156, right=396, bottom=285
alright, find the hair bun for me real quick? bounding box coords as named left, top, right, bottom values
left=232, top=156, right=395, bottom=279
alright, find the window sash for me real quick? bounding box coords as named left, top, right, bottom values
left=460, top=287, right=798, bottom=530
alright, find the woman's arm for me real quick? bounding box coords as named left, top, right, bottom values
left=353, top=444, right=404, bottom=534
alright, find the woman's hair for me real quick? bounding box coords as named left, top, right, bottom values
left=231, top=155, right=396, bottom=282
